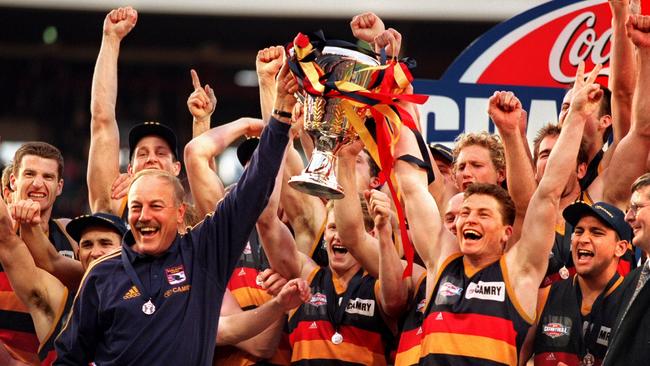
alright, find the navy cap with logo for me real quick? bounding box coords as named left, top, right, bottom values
left=563, top=201, right=632, bottom=242
left=429, top=143, right=453, bottom=164
left=236, top=138, right=259, bottom=167
left=128, top=122, right=179, bottom=160
left=66, top=212, right=128, bottom=243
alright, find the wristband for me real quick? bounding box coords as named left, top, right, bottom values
left=272, top=109, right=292, bottom=119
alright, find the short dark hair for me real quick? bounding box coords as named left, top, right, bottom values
left=532, top=123, right=588, bottom=166
left=362, top=149, right=381, bottom=179
left=464, top=183, right=516, bottom=226
left=599, top=86, right=612, bottom=144
left=13, top=142, right=64, bottom=180
left=2, top=164, right=12, bottom=192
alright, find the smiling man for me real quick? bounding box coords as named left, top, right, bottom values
left=0, top=142, right=77, bottom=365
left=54, top=54, right=294, bottom=364
left=525, top=201, right=633, bottom=365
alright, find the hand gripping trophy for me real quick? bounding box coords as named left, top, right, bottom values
left=287, top=34, right=381, bottom=199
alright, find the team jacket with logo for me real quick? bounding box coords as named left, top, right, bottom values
left=54, top=117, right=289, bottom=366
left=0, top=219, right=75, bottom=365
left=419, top=254, right=532, bottom=366
left=533, top=273, right=632, bottom=366
left=288, top=267, right=393, bottom=365
left=214, top=228, right=290, bottom=366
left=394, top=273, right=427, bottom=366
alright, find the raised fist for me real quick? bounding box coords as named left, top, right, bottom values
left=10, top=199, right=42, bottom=226
left=488, top=91, right=524, bottom=134
left=351, top=12, right=385, bottom=43
left=374, top=28, right=402, bottom=58
left=627, top=14, right=650, bottom=48
left=103, top=7, right=138, bottom=40
left=256, top=46, right=285, bottom=83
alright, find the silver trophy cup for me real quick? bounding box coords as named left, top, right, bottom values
left=288, top=46, right=379, bottom=199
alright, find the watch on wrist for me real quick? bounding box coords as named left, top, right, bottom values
left=272, top=109, right=292, bottom=119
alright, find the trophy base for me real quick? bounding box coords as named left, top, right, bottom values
left=288, top=175, right=345, bottom=200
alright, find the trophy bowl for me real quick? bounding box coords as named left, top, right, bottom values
left=288, top=46, right=380, bottom=199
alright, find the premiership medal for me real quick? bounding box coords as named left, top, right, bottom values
left=559, top=266, right=570, bottom=280
left=581, top=352, right=595, bottom=366
left=142, top=299, right=156, bottom=315
left=331, top=332, right=343, bottom=345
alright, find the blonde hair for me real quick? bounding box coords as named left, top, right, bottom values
left=452, top=131, right=505, bottom=173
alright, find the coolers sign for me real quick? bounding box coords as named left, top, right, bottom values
left=415, top=0, right=621, bottom=145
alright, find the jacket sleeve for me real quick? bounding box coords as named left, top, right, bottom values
left=53, top=270, right=100, bottom=365
left=191, top=117, right=290, bottom=286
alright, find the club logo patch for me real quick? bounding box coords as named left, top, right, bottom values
left=309, top=292, right=327, bottom=307
left=165, top=265, right=187, bottom=285
left=416, top=298, right=427, bottom=313
left=596, top=325, right=611, bottom=346
left=465, top=281, right=505, bottom=302
left=439, top=282, right=464, bottom=297
left=543, top=322, right=571, bottom=339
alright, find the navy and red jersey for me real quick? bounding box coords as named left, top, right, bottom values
left=288, top=267, right=393, bottom=365
left=394, top=273, right=427, bottom=366
left=0, top=219, right=75, bottom=366
left=534, top=273, right=633, bottom=366
left=214, top=228, right=290, bottom=366
left=54, top=117, right=289, bottom=366
left=419, top=254, right=532, bottom=366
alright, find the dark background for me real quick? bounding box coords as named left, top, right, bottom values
left=0, top=6, right=496, bottom=217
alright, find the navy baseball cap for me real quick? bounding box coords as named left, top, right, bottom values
left=128, top=122, right=179, bottom=160
left=66, top=213, right=128, bottom=243
left=236, top=138, right=259, bottom=167
left=563, top=201, right=632, bottom=242
left=429, top=143, right=453, bottom=164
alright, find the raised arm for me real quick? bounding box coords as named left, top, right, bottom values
left=0, top=197, right=66, bottom=343
left=366, top=189, right=408, bottom=318
left=257, top=143, right=314, bottom=280
left=280, top=144, right=328, bottom=256
left=184, top=117, right=264, bottom=217
left=606, top=0, right=638, bottom=149
left=256, top=46, right=284, bottom=122
left=489, top=91, right=536, bottom=244
left=600, top=14, right=650, bottom=209
left=11, top=199, right=83, bottom=290
left=333, top=140, right=380, bottom=277
left=350, top=12, right=385, bottom=49
left=507, top=63, right=602, bottom=317
left=87, top=7, right=137, bottom=214
left=394, top=124, right=458, bottom=298
left=217, top=278, right=310, bottom=350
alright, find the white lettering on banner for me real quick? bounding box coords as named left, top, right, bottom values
left=418, top=97, right=559, bottom=146
left=465, top=281, right=506, bottom=302
left=549, top=12, right=611, bottom=84
left=464, top=97, right=491, bottom=134
left=345, top=298, right=375, bottom=317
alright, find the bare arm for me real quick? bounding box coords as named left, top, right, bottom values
left=507, top=63, right=601, bottom=318
left=280, top=145, right=328, bottom=256
left=257, top=144, right=313, bottom=280
left=256, top=46, right=284, bottom=123
left=0, top=197, right=66, bottom=343
left=87, top=7, right=137, bottom=214
left=606, top=0, right=638, bottom=152
left=217, top=278, right=310, bottom=353
left=366, top=189, right=408, bottom=318
left=11, top=199, right=83, bottom=291
left=334, top=141, right=380, bottom=278
left=490, top=91, right=536, bottom=245
left=394, top=125, right=458, bottom=299
left=600, top=14, right=650, bottom=209
left=184, top=117, right=264, bottom=217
